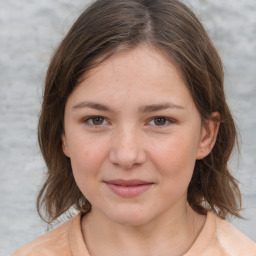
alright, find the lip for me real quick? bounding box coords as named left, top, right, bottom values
left=104, top=179, right=154, bottom=198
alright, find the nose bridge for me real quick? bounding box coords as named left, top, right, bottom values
left=109, top=124, right=145, bottom=169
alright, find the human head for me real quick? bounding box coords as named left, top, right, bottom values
left=37, top=0, right=241, bottom=223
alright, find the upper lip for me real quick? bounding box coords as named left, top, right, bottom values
left=104, top=179, right=153, bottom=187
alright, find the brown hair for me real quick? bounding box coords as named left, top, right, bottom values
left=37, top=0, right=242, bottom=223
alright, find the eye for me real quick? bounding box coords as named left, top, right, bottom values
left=153, top=117, right=168, bottom=126
left=84, top=116, right=107, bottom=126
left=148, top=117, right=174, bottom=126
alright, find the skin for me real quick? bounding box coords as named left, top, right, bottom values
left=62, top=44, right=220, bottom=256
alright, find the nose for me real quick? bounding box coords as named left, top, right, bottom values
left=109, top=126, right=146, bottom=170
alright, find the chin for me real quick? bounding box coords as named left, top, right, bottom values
left=104, top=205, right=154, bottom=226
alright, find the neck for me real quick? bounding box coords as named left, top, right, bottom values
left=81, top=203, right=206, bottom=256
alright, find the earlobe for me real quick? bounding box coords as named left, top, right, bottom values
left=196, top=112, right=220, bottom=160
left=62, top=134, right=70, bottom=157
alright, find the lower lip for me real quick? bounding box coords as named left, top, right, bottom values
left=105, top=183, right=153, bottom=197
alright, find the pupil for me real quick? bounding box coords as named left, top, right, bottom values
left=155, top=118, right=166, bottom=125
left=93, top=117, right=103, bottom=125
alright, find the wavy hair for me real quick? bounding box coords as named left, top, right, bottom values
left=37, top=0, right=241, bottom=223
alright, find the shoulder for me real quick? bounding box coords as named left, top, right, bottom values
left=11, top=213, right=81, bottom=256
left=187, top=211, right=256, bottom=256
left=214, top=213, right=256, bottom=255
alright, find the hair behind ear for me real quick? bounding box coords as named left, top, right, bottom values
left=188, top=109, right=242, bottom=219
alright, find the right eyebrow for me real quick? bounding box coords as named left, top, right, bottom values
left=72, top=101, right=114, bottom=112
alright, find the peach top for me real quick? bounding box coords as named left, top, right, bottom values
left=12, top=211, right=256, bottom=256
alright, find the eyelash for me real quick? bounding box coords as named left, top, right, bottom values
left=83, top=116, right=109, bottom=126
left=147, top=116, right=175, bottom=127
left=83, top=116, right=175, bottom=128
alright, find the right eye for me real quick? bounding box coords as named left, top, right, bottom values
left=83, top=116, right=107, bottom=126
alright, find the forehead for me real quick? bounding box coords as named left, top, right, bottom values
left=68, top=44, right=193, bottom=110
left=80, top=45, right=184, bottom=86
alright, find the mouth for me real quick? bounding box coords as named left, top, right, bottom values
left=104, top=179, right=154, bottom=197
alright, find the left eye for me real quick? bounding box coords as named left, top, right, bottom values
left=149, top=117, right=172, bottom=126
left=84, top=116, right=107, bottom=126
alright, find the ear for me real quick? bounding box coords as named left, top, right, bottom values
left=62, top=133, right=70, bottom=157
left=196, top=112, right=220, bottom=160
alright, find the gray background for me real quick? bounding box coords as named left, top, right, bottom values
left=0, top=0, right=255, bottom=255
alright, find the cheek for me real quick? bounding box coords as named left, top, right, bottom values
left=69, top=143, right=105, bottom=202
left=152, top=135, right=199, bottom=202
left=68, top=136, right=108, bottom=183
left=149, top=133, right=198, bottom=177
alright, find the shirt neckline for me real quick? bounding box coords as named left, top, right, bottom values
left=69, top=211, right=216, bottom=256
left=69, top=212, right=90, bottom=256
left=184, top=211, right=216, bottom=255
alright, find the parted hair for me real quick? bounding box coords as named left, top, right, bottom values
left=37, top=0, right=242, bottom=223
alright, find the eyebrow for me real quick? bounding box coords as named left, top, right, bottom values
left=72, top=101, right=184, bottom=112
left=138, top=103, right=184, bottom=113
left=72, top=101, right=113, bottom=112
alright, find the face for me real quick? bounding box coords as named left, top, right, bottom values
left=62, top=45, right=217, bottom=226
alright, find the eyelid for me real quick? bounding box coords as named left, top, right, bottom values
left=147, top=116, right=176, bottom=127
left=82, top=115, right=176, bottom=127
left=83, top=116, right=110, bottom=126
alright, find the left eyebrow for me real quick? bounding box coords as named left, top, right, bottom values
left=139, top=103, right=184, bottom=113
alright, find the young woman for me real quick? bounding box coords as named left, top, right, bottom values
left=13, top=0, right=256, bottom=255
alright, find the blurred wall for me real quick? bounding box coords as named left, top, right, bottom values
left=0, top=0, right=255, bottom=255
